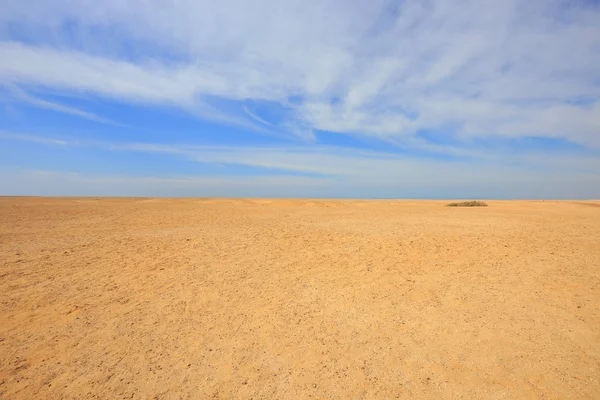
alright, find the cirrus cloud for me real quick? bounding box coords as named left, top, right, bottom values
left=0, top=0, right=599, bottom=147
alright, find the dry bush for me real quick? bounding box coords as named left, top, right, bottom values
left=446, top=201, right=488, bottom=207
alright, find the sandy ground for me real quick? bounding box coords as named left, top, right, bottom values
left=1, top=198, right=599, bottom=399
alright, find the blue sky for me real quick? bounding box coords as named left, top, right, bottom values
left=1, top=0, right=599, bottom=198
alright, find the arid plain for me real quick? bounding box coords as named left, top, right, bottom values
left=1, top=197, right=599, bottom=399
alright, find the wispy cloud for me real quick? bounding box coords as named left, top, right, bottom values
left=0, top=167, right=332, bottom=197
left=243, top=106, right=273, bottom=127
left=2, top=131, right=599, bottom=192
left=1, top=0, right=599, bottom=147
left=2, top=165, right=599, bottom=199
left=0, top=130, right=70, bottom=146
left=5, top=84, right=127, bottom=126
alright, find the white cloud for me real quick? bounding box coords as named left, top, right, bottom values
left=0, top=168, right=331, bottom=197
left=4, top=84, right=126, bottom=126
left=1, top=166, right=599, bottom=199
left=0, top=0, right=599, bottom=147
left=2, top=131, right=599, bottom=190
left=243, top=106, right=273, bottom=127
left=0, top=42, right=199, bottom=103
left=0, top=130, right=69, bottom=146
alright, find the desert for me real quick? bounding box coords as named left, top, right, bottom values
left=1, top=197, right=599, bottom=399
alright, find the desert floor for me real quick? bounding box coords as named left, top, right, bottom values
left=1, top=198, right=599, bottom=399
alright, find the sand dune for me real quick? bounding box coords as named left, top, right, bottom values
left=1, top=198, right=599, bottom=399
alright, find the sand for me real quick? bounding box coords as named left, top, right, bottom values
left=1, top=197, right=599, bottom=399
